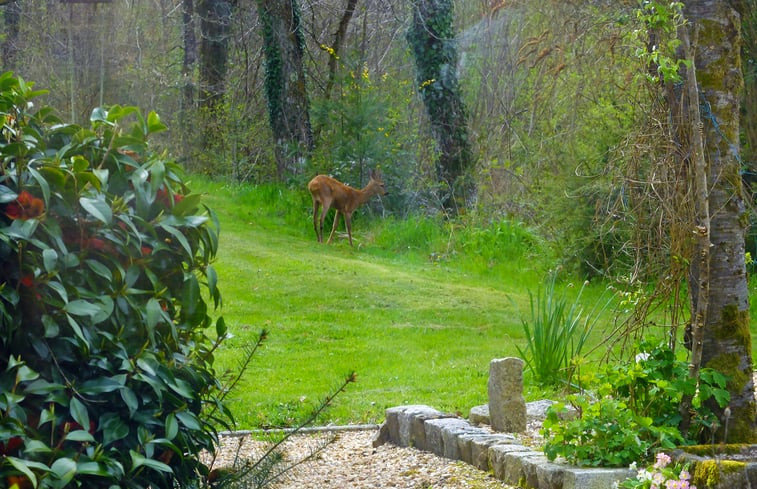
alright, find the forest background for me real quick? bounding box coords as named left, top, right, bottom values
left=2, top=0, right=757, bottom=277
left=2, top=0, right=757, bottom=430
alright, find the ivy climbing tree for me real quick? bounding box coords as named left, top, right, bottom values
left=256, top=0, right=314, bottom=181
left=407, top=0, right=473, bottom=214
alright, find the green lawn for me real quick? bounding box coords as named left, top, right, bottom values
left=190, top=177, right=757, bottom=429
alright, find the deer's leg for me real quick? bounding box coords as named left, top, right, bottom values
left=312, top=200, right=321, bottom=242
left=319, top=201, right=332, bottom=243
left=344, top=213, right=353, bottom=247
left=327, top=210, right=340, bottom=244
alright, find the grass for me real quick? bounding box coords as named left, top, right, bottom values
left=186, top=176, right=756, bottom=429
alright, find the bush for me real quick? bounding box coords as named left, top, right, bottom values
left=542, top=341, right=730, bottom=467
left=0, top=73, right=229, bottom=488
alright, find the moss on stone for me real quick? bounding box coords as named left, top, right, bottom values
left=692, top=459, right=746, bottom=487
left=684, top=444, right=751, bottom=456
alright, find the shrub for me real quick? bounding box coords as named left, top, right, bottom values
left=542, top=341, right=730, bottom=467
left=0, top=72, right=228, bottom=488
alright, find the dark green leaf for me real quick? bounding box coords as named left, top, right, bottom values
left=79, top=377, right=123, bottom=394
left=69, top=397, right=90, bottom=430
left=101, top=414, right=130, bottom=446
left=27, top=165, right=51, bottom=205
left=66, top=314, right=89, bottom=345
left=24, top=379, right=63, bottom=395
left=76, top=461, right=109, bottom=477
left=47, top=280, right=68, bottom=303
left=120, top=388, right=139, bottom=416
left=175, top=411, right=201, bottom=431
left=0, top=185, right=17, bottom=203
left=65, top=430, right=95, bottom=442
left=3, top=218, right=38, bottom=240
left=90, top=107, right=111, bottom=124
left=79, top=196, right=112, bottom=225
left=7, top=457, right=42, bottom=487
left=42, top=314, right=60, bottom=338
left=161, top=224, right=192, bottom=256
left=49, top=457, right=77, bottom=485
left=129, top=450, right=173, bottom=474
left=43, top=248, right=58, bottom=273
left=164, top=414, right=178, bottom=440
left=65, top=299, right=102, bottom=318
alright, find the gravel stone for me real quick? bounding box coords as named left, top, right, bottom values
left=211, top=430, right=515, bottom=488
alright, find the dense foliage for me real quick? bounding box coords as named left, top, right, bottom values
left=542, top=341, right=730, bottom=467
left=0, top=72, right=229, bottom=488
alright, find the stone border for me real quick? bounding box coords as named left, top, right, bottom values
left=373, top=405, right=633, bottom=489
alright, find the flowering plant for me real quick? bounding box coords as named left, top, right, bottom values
left=618, top=453, right=697, bottom=489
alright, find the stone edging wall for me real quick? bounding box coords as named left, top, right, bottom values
left=372, top=405, right=633, bottom=489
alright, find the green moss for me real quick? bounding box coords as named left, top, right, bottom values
left=692, top=459, right=746, bottom=487
left=684, top=444, right=751, bottom=456
left=740, top=212, right=751, bottom=229
left=705, top=352, right=749, bottom=390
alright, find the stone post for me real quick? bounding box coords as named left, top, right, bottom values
left=488, top=357, right=527, bottom=433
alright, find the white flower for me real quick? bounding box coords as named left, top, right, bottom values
left=635, top=352, right=650, bottom=363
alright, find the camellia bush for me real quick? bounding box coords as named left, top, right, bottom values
left=0, top=72, right=230, bottom=488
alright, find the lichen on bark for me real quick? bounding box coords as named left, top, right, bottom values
left=683, top=0, right=756, bottom=443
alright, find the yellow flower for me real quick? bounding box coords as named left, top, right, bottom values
left=419, top=78, right=436, bottom=89
left=319, top=44, right=339, bottom=59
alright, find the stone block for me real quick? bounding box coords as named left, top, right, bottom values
left=503, top=452, right=549, bottom=487
left=562, top=466, right=635, bottom=489
left=536, top=462, right=567, bottom=489
left=488, top=443, right=535, bottom=481
left=424, top=417, right=471, bottom=457
left=488, top=357, right=527, bottom=433
left=396, top=405, right=452, bottom=449
left=469, top=404, right=490, bottom=425
left=469, top=434, right=520, bottom=470
left=442, top=424, right=488, bottom=460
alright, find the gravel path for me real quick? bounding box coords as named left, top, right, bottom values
left=212, top=429, right=515, bottom=489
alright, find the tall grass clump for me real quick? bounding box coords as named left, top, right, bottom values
left=517, top=271, right=611, bottom=386
left=370, top=214, right=448, bottom=257
left=188, top=177, right=312, bottom=236
left=455, top=217, right=543, bottom=271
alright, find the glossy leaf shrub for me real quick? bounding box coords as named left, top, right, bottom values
left=0, top=72, right=229, bottom=488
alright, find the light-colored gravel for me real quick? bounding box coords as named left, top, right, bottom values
left=210, top=429, right=516, bottom=489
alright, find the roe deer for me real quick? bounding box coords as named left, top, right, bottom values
left=308, top=169, right=388, bottom=246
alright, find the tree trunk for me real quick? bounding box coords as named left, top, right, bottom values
left=257, top=0, right=314, bottom=181
left=1, top=1, right=21, bottom=71
left=407, top=0, right=473, bottom=214
left=686, top=0, right=756, bottom=443
left=324, top=0, right=358, bottom=102
left=181, top=0, right=197, bottom=113
left=197, top=0, right=233, bottom=110
left=742, top=0, right=757, bottom=188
